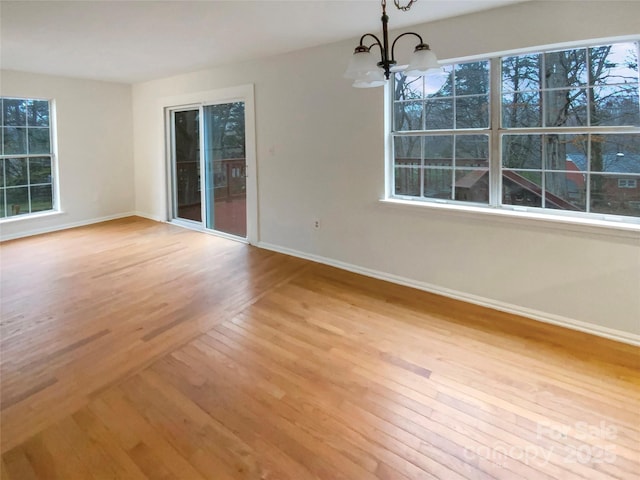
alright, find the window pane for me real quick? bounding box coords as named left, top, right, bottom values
left=2, top=99, right=27, bottom=126
left=502, top=171, right=543, bottom=207
left=28, top=128, right=51, bottom=154
left=545, top=134, right=588, bottom=171
left=455, top=61, right=490, bottom=95
left=424, top=135, right=453, bottom=167
left=394, top=136, right=421, bottom=197
left=394, top=74, right=424, bottom=100
left=424, top=168, right=452, bottom=199
left=502, top=53, right=541, bottom=92
left=455, top=95, right=489, bottom=128
left=0, top=188, right=5, bottom=217
left=394, top=101, right=423, bottom=131
left=544, top=49, right=588, bottom=89
left=394, top=135, right=421, bottom=161
left=502, top=92, right=541, bottom=127
left=5, top=158, right=28, bottom=186
left=395, top=166, right=420, bottom=196
left=590, top=134, right=640, bottom=174
left=544, top=89, right=587, bottom=127
left=27, top=100, right=50, bottom=127
left=6, top=186, right=28, bottom=216
left=454, top=168, right=489, bottom=203
left=502, top=135, right=542, bottom=169
left=29, top=157, right=52, bottom=184
left=0, top=158, right=4, bottom=187
left=424, top=98, right=453, bottom=129
left=427, top=66, right=453, bottom=98
left=591, top=174, right=640, bottom=215
left=456, top=135, right=489, bottom=166
left=591, top=85, right=640, bottom=126
left=589, top=43, right=639, bottom=86
left=545, top=172, right=586, bottom=211
left=3, top=127, right=27, bottom=154
left=30, top=184, right=53, bottom=212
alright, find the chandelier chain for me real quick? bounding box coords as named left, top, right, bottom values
left=393, top=0, right=417, bottom=12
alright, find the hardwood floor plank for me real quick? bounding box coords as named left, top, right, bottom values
left=150, top=352, right=381, bottom=480
left=16, top=329, right=111, bottom=374
left=1, top=446, right=39, bottom=480
left=191, top=322, right=505, bottom=479
left=209, top=308, right=636, bottom=480
left=89, top=388, right=208, bottom=480
left=70, top=409, right=149, bottom=480
left=149, top=354, right=344, bottom=480
left=0, top=376, right=58, bottom=410
left=1, top=216, right=638, bottom=479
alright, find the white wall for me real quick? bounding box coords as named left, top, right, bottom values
left=133, top=0, right=640, bottom=342
left=0, top=71, right=134, bottom=240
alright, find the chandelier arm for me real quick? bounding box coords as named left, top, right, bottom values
left=390, top=31, right=425, bottom=63
left=359, top=33, right=384, bottom=51
left=358, top=33, right=385, bottom=65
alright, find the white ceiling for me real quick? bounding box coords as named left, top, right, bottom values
left=1, top=0, right=526, bottom=84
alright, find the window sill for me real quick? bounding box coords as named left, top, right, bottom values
left=379, top=198, right=640, bottom=239
left=0, top=210, right=64, bottom=224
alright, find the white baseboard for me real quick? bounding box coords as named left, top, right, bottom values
left=0, top=211, right=138, bottom=242
left=132, top=211, right=166, bottom=222
left=257, top=241, right=640, bottom=347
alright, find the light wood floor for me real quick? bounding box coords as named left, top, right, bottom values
left=1, top=217, right=638, bottom=479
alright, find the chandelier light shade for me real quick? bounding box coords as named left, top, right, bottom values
left=405, top=45, right=440, bottom=76
left=344, top=47, right=379, bottom=79
left=345, top=0, right=446, bottom=89
left=353, top=72, right=387, bottom=89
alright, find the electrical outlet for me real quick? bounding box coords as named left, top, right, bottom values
left=313, top=219, right=321, bottom=229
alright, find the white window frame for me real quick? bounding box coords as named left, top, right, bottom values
left=386, top=39, right=640, bottom=229
left=0, top=97, right=58, bottom=221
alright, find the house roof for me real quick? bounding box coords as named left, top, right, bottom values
left=568, top=153, right=640, bottom=175
left=454, top=169, right=488, bottom=189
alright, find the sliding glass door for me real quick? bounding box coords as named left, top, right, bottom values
left=203, top=103, right=246, bottom=237
left=169, top=101, right=247, bottom=238
left=172, top=109, right=202, bottom=223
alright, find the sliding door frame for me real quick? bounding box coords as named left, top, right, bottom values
left=161, top=85, right=258, bottom=245
left=167, top=104, right=205, bottom=228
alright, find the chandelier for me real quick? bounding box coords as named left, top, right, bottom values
left=344, top=0, right=445, bottom=89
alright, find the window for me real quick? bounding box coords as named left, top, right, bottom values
left=393, top=61, right=491, bottom=202
left=390, top=40, right=640, bottom=223
left=1, top=97, right=55, bottom=219
left=618, top=178, right=638, bottom=188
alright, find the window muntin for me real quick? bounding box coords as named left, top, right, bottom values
left=1, top=97, right=55, bottom=219
left=390, top=40, right=640, bottom=223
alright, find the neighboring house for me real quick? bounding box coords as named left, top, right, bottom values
left=568, top=153, right=640, bottom=213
